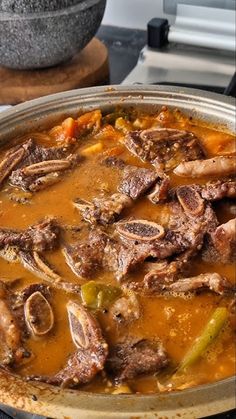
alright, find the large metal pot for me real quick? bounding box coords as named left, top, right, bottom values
left=0, top=85, right=235, bottom=418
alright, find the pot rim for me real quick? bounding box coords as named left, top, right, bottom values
left=0, top=85, right=235, bottom=142
left=0, top=0, right=105, bottom=20
left=0, top=84, right=235, bottom=418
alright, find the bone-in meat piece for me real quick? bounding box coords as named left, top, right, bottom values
left=147, top=174, right=170, bottom=203
left=201, top=179, right=236, bottom=200
left=19, top=251, right=80, bottom=294
left=63, top=229, right=110, bottom=279
left=143, top=248, right=195, bottom=290
left=74, top=193, right=132, bottom=225
left=210, top=218, right=236, bottom=264
left=9, top=159, right=73, bottom=192
left=116, top=219, right=165, bottom=242
left=29, top=302, right=108, bottom=388
left=0, top=218, right=60, bottom=252
left=124, top=128, right=204, bottom=170
left=0, top=138, right=73, bottom=188
left=118, top=166, right=159, bottom=199
left=0, top=145, right=26, bottom=186
left=174, top=156, right=236, bottom=178
left=176, top=185, right=205, bottom=217
left=151, top=273, right=234, bottom=296
left=115, top=202, right=218, bottom=281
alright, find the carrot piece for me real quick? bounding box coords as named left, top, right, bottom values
left=77, top=110, right=102, bottom=134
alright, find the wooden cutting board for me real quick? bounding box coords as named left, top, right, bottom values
left=0, top=38, right=109, bottom=105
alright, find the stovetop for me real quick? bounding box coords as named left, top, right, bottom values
left=0, top=24, right=235, bottom=419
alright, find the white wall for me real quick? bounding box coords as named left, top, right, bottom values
left=102, top=0, right=174, bottom=30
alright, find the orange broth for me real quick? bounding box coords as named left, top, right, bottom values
left=0, top=107, right=235, bottom=394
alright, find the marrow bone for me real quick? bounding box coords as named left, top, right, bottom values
left=24, top=291, right=54, bottom=337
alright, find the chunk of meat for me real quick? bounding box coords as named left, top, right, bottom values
left=68, top=200, right=218, bottom=283
left=203, top=218, right=236, bottom=264
left=106, top=339, right=169, bottom=382
left=74, top=193, right=132, bottom=225
left=174, top=156, right=236, bottom=178
left=147, top=174, right=170, bottom=203
left=0, top=218, right=60, bottom=252
left=63, top=243, right=100, bottom=279
left=62, top=229, right=108, bottom=279
left=30, top=302, right=108, bottom=388
left=155, top=273, right=235, bottom=296
left=142, top=249, right=195, bottom=291
left=115, top=243, right=149, bottom=281
left=201, top=179, right=236, bottom=201
left=14, top=139, right=73, bottom=168
left=124, top=128, right=205, bottom=170
left=118, top=166, right=159, bottom=199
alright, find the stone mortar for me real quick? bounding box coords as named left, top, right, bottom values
left=0, top=0, right=106, bottom=69
left=0, top=0, right=81, bottom=13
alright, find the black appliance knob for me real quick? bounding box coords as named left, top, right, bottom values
left=147, top=18, right=169, bottom=49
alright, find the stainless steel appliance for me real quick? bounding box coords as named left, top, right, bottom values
left=122, top=0, right=236, bottom=91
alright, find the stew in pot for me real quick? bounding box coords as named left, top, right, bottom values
left=0, top=106, right=235, bottom=394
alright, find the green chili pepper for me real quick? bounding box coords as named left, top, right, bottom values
left=81, top=281, right=122, bottom=310
left=178, top=307, right=228, bottom=373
